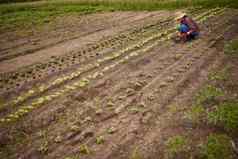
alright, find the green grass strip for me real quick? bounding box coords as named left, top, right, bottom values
left=0, top=0, right=237, bottom=30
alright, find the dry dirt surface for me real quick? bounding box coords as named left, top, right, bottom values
left=0, top=8, right=238, bottom=159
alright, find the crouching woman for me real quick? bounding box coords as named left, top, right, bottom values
left=176, top=12, right=200, bottom=42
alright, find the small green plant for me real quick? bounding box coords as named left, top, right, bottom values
left=96, top=136, right=104, bottom=144
left=186, top=105, right=206, bottom=124
left=200, top=134, right=235, bottom=159
left=208, top=102, right=238, bottom=133
left=196, top=85, right=224, bottom=105
left=38, top=140, right=49, bottom=154
left=79, top=144, right=90, bottom=155
left=208, top=66, right=230, bottom=81
left=38, top=130, right=49, bottom=154
left=107, top=127, right=116, bottom=134
left=107, top=101, right=115, bottom=107
left=224, top=39, right=238, bottom=56
left=165, top=135, right=188, bottom=158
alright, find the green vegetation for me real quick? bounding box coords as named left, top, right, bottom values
left=201, top=134, right=235, bottom=159
left=107, top=126, right=116, bottom=134
left=0, top=0, right=238, bottom=30
left=165, top=135, right=189, bottom=158
left=225, top=38, right=238, bottom=56
left=196, top=85, right=224, bottom=105
left=186, top=105, right=206, bottom=124
left=189, top=85, right=238, bottom=134
left=208, top=102, right=238, bottom=133
left=79, top=144, right=90, bottom=154
left=96, top=136, right=104, bottom=144
left=0, top=3, right=111, bottom=30
left=208, top=66, right=230, bottom=81
left=38, top=130, right=49, bottom=154
left=38, top=139, right=49, bottom=154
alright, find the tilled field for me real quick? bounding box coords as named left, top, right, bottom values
left=0, top=8, right=238, bottom=159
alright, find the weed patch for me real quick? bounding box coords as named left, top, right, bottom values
left=208, top=66, right=230, bottom=82
left=225, top=39, right=238, bottom=56
left=196, top=85, right=224, bottom=105
left=185, top=105, right=206, bottom=124
left=200, top=134, right=235, bottom=159
left=165, top=135, right=189, bottom=158
left=208, top=102, right=238, bottom=134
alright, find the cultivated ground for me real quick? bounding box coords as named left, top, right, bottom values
left=0, top=7, right=238, bottom=159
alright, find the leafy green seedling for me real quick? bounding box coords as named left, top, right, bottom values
left=107, top=127, right=116, bottom=134
left=54, top=135, right=63, bottom=143
left=96, top=136, right=104, bottom=144
left=38, top=141, right=49, bottom=154
left=107, top=101, right=115, bottom=107
left=79, top=144, right=90, bottom=155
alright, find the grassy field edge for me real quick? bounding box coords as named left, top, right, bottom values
left=0, top=0, right=237, bottom=30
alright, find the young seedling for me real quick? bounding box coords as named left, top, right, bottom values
left=38, top=131, right=49, bottom=154
left=107, top=101, right=115, bottom=107
left=107, top=127, right=116, bottom=134
left=79, top=144, right=90, bottom=155
left=95, top=108, right=103, bottom=115
left=70, top=125, right=81, bottom=132
left=54, top=135, right=63, bottom=143
left=96, top=136, right=104, bottom=144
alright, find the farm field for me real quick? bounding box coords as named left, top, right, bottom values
left=0, top=1, right=238, bottom=159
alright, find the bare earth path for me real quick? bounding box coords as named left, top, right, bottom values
left=0, top=8, right=238, bottom=159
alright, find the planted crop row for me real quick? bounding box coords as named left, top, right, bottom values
left=0, top=30, right=169, bottom=114
left=0, top=7, right=209, bottom=92
left=0, top=8, right=225, bottom=124
left=0, top=16, right=175, bottom=92
left=0, top=7, right=224, bottom=113
left=0, top=35, right=167, bottom=124
left=0, top=8, right=224, bottom=111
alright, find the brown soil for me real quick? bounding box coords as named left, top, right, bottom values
left=0, top=8, right=238, bottom=159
